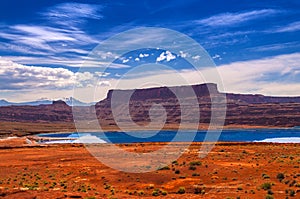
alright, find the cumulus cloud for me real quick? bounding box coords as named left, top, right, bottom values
left=135, top=57, right=140, bottom=61
left=212, top=54, right=221, bottom=60
left=179, top=51, right=189, bottom=58
left=192, top=55, right=201, bottom=60
left=122, top=59, right=129, bottom=63
left=139, top=53, right=149, bottom=58
left=95, top=72, right=110, bottom=77
left=156, top=51, right=176, bottom=62
left=0, top=59, right=114, bottom=91
left=97, top=51, right=118, bottom=60
left=98, top=81, right=111, bottom=87
left=0, top=59, right=75, bottom=90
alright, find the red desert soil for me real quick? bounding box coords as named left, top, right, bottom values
left=0, top=139, right=299, bottom=199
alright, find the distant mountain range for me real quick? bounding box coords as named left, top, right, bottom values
left=0, top=97, right=94, bottom=106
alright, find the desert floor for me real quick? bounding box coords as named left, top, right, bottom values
left=0, top=138, right=299, bottom=199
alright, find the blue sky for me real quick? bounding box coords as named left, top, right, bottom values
left=0, top=0, right=300, bottom=102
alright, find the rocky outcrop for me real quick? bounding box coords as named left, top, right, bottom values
left=96, top=83, right=300, bottom=128
left=226, top=93, right=300, bottom=104
left=0, top=101, right=73, bottom=123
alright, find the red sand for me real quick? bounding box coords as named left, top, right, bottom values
left=0, top=139, right=299, bottom=198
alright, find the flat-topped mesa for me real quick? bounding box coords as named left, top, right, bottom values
left=226, top=93, right=300, bottom=104
left=105, top=83, right=219, bottom=101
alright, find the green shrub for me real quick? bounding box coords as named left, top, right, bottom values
left=265, top=194, right=274, bottom=199
left=262, top=173, right=270, bottom=179
left=158, top=166, right=170, bottom=170
left=189, top=161, right=202, bottom=166
left=161, top=190, right=168, bottom=195
left=261, top=182, right=272, bottom=190
left=276, top=173, right=285, bottom=182
left=290, top=189, right=295, bottom=196
left=172, top=160, right=178, bottom=165
left=152, top=190, right=159, bottom=196
left=138, top=190, right=144, bottom=196
left=193, top=186, right=204, bottom=194
left=177, top=187, right=185, bottom=194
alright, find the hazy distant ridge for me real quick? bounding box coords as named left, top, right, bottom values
left=0, top=97, right=94, bottom=106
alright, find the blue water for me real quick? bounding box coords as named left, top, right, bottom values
left=38, top=128, right=300, bottom=143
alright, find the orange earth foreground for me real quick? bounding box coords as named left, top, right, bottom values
left=0, top=138, right=299, bottom=199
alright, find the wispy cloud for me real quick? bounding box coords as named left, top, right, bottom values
left=273, top=21, right=300, bottom=33
left=195, top=9, right=280, bottom=27
left=0, top=2, right=104, bottom=67
left=41, top=2, right=103, bottom=27
left=0, top=24, right=98, bottom=66
left=207, top=31, right=255, bottom=40
left=247, top=42, right=300, bottom=52
left=1, top=55, right=131, bottom=69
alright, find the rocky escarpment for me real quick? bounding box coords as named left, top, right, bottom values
left=95, top=83, right=300, bottom=129
left=0, top=101, right=73, bottom=123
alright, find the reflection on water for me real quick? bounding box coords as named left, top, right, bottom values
left=37, top=128, right=300, bottom=144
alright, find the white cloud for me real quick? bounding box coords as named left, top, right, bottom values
left=0, top=42, right=49, bottom=56
left=212, top=54, right=221, bottom=60
left=13, top=25, right=76, bottom=42
left=139, top=53, right=149, bottom=58
left=156, top=51, right=176, bottom=62
left=273, top=21, right=300, bottom=33
left=135, top=57, right=140, bottom=61
left=213, top=53, right=300, bottom=95
left=41, top=2, right=103, bottom=27
left=122, top=59, right=129, bottom=63
left=247, top=42, right=300, bottom=52
left=196, top=9, right=279, bottom=27
left=95, top=72, right=110, bottom=77
left=98, top=81, right=111, bottom=87
left=0, top=24, right=97, bottom=60
left=208, top=31, right=254, bottom=40
left=0, top=59, right=115, bottom=91
left=179, top=51, right=189, bottom=58
left=96, top=51, right=117, bottom=60
left=192, top=55, right=201, bottom=60
left=0, top=59, right=75, bottom=90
